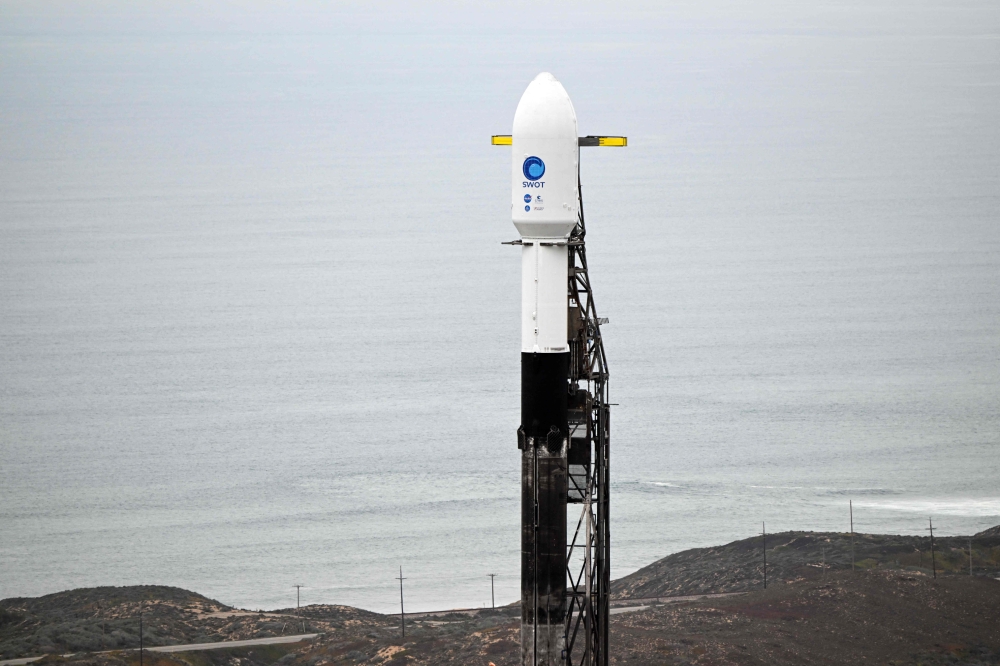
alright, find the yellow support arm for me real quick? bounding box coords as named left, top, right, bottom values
left=578, top=136, right=627, bottom=147
left=491, top=135, right=626, bottom=146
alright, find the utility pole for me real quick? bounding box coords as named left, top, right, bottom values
left=488, top=574, right=496, bottom=609
left=927, top=518, right=937, bottom=579
left=822, top=546, right=826, bottom=580
left=138, top=602, right=143, bottom=666
left=294, top=585, right=302, bottom=609
left=396, top=567, right=407, bottom=638
left=761, top=522, right=767, bottom=590
left=850, top=500, right=855, bottom=572
left=969, top=537, right=973, bottom=576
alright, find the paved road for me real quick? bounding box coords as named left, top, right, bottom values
left=149, top=633, right=318, bottom=653
left=609, top=592, right=742, bottom=606
left=0, top=634, right=318, bottom=666
left=609, top=605, right=649, bottom=615
left=405, top=592, right=742, bottom=620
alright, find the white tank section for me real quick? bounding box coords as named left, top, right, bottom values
left=521, top=242, right=569, bottom=353
left=511, top=72, right=580, bottom=240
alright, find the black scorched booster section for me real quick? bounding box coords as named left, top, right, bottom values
left=519, top=352, right=569, bottom=650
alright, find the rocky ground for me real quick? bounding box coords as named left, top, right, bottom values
left=282, top=565, right=1000, bottom=665
left=609, top=569, right=1000, bottom=665
left=4, top=526, right=999, bottom=665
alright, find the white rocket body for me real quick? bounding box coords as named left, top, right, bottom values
left=512, top=73, right=580, bottom=355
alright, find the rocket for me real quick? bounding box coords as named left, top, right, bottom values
left=512, top=73, right=577, bottom=665
left=495, top=73, right=625, bottom=666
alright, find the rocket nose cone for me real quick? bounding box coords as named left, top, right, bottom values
left=513, top=72, right=577, bottom=139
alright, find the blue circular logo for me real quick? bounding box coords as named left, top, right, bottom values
left=522, top=156, right=545, bottom=181
left=524, top=194, right=532, bottom=203
left=524, top=205, right=531, bottom=212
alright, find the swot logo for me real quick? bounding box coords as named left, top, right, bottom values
left=522, top=156, right=545, bottom=181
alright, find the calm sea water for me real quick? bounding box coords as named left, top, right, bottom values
left=2, top=1, right=999, bottom=613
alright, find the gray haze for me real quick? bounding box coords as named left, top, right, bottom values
left=1, top=0, right=998, bottom=612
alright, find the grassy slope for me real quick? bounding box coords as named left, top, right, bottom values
left=611, top=527, right=1000, bottom=599
left=0, top=587, right=383, bottom=660
left=611, top=569, right=1000, bottom=665
left=0, top=587, right=228, bottom=659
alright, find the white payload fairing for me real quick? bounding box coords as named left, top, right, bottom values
left=494, top=73, right=625, bottom=666
left=513, top=73, right=579, bottom=356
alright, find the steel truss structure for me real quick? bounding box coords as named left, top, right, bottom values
left=563, top=182, right=610, bottom=666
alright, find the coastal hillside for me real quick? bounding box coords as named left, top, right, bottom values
left=3, top=527, right=999, bottom=664
left=611, top=526, right=1000, bottom=599
left=288, top=568, right=1000, bottom=665
left=607, top=569, right=1000, bottom=665
left=0, top=586, right=384, bottom=660
left=0, top=586, right=226, bottom=659
left=12, top=570, right=999, bottom=666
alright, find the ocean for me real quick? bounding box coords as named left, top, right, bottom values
left=1, top=0, right=998, bottom=613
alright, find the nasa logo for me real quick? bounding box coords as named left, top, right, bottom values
left=524, top=194, right=531, bottom=203
left=522, top=156, right=545, bottom=181
left=524, top=205, right=531, bottom=212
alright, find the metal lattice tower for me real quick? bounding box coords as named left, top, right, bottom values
left=563, top=182, right=610, bottom=666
